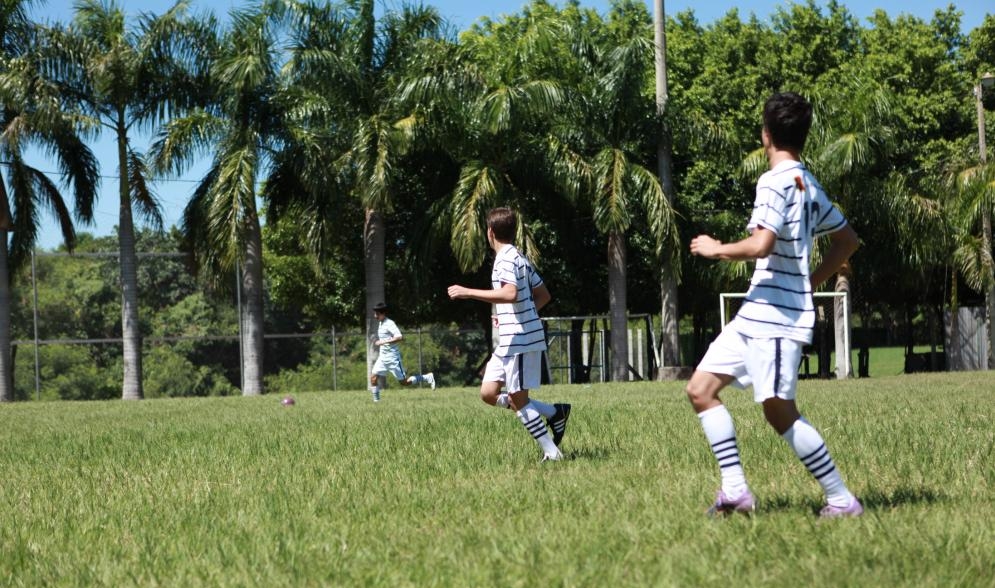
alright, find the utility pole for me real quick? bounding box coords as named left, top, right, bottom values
left=654, top=0, right=683, bottom=379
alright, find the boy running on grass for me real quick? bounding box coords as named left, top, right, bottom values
left=687, top=92, right=862, bottom=517
left=447, top=207, right=570, bottom=461
left=369, top=302, right=436, bottom=402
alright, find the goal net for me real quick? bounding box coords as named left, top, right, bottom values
left=719, top=292, right=852, bottom=379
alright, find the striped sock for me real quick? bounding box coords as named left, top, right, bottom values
left=516, top=401, right=558, bottom=455
left=782, top=418, right=853, bottom=507
left=699, top=404, right=748, bottom=498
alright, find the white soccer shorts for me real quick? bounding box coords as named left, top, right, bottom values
left=697, top=326, right=803, bottom=402
left=372, top=355, right=406, bottom=382
left=483, top=351, right=542, bottom=393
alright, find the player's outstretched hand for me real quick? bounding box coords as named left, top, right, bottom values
left=447, top=285, right=468, bottom=300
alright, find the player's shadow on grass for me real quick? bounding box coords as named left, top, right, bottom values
left=562, top=446, right=612, bottom=461
left=761, top=486, right=946, bottom=515
left=857, top=486, right=947, bottom=510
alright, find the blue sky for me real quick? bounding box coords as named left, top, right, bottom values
left=28, top=0, right=993, bottom=249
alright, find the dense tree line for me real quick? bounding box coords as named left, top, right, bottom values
left=1, top=0, right=993, bottom=400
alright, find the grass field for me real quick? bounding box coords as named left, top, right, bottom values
left=2, top=373, right=993, bottom=587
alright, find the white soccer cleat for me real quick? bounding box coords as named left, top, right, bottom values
left=426, top=373, right=436, bottom=390
left=540, top=450, right=563, bottom=462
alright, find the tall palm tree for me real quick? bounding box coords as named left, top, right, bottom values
left=402, top=7, right=667, bottom=377
left=0, top=1, right=99, bottom=402
left=151, top=3, right=284, bottom=396
left=260, top=0, right=447, bottom=374
left=558, top=24, right=677, bottom=382
left=42, top=0, right=214, bottom=399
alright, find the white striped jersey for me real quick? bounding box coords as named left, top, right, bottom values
left=730, top=160, right=848, bottom=343
left=376, top=318, right=403, bottom=363
left=492, top=244, right=547, bottom=357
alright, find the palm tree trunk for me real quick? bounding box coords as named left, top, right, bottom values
left=659, top=272, right=679, bottom=367
left=0, top=234, right=13, bottom=402
left=240, top=211, right=266, bottom=396
left=834, top=262, right=853, bottom=379
left=117, top=126, right=143, bottom=400
left=608, top=230, right=629, bottom=382
left=364, top=208, right=386, bottom=375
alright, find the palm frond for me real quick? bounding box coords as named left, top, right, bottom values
left=818, top=132, right=870, bottom=177
left=591, top=148, right=632, bottom=234
left=353, top=116, right=400, bottom=211
left=740, top=147, right=767, bottom=182
left=478, top=80, right=564, bottom=135
left=181, top=164, right=223, bottom=281
left=208, top=142, right=259, bottom=269
left=544, top=134, right=591, bottom=203
left=149, top=109, right=223, bottom=176
left=9, top=161, right=75, bottom=267
left=44, top=122, right=99, bottom=223
left=631, top=163, right=679, bottom=261
left=449, top=161, right=501, bottom=272
left=128, top=149, right=163, bottom=230
left=953, top=234, right=993, bottom=293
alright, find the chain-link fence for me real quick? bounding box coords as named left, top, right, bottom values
left=12, top=250, right=665, bottom=399
left=14, top=248, right=972, bottom=400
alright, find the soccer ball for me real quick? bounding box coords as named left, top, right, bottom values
left=281, top=395, right=296, bottom=406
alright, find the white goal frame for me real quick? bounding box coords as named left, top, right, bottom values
left=719, top=291, right=851, bottom=378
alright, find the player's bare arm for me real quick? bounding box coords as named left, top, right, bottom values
left=447, top=282, right=517, bottom=304
left=690, top=227, right=776, bottom=261
left=810, top=224, right=859, bottom=289
left=532, top=284, right=551, bottom=311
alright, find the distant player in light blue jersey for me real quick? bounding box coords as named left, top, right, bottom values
left=687, top=92, right=863, bottom=518
left=447, top=207, right=571, bottom=462
left=369, top=302, right=435, bottom=402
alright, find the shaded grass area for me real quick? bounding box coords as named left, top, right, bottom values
left=2, top=372, right=993, bottom=587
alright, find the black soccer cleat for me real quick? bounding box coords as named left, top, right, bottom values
left=548, top=403, right=571, bottom=446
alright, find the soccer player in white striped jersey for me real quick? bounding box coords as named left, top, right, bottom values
left=368, top=302, right=436, bottom=402
left=687, top=92, right=863, bottom=518
left=447, top=207, right=571, bottom=462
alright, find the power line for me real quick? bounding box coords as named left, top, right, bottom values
left=1, top=161, right=203, bottom=183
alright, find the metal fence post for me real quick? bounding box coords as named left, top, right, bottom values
left=331, top=327, right=337, bottom=391
left=417, top=327, right=424, bottom=385
left=600, top=329, right=607, bottom=383
left=31, top=250, right=41, bottom=401
left=235, top=261, right=244, bottom=392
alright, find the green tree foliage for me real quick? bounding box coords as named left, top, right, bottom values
left=11, top=1, right=995, bottom=397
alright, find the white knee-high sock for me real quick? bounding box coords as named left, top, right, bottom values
left=497, top=394, right=554, bottom=418
left=517, top=401, right=558, bottom=455
left=371, top=376, right=383, bottom=402
left=528, top=399, right=556, bottom=418
left=782, top=418, right=853, bottom=507
left=698, top=404, right=748, bottom=498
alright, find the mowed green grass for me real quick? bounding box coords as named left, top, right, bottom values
left=2, top=373, right=993, bottom=587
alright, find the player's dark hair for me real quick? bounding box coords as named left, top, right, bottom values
left=486, top=207, right=517, bottom=243
left=763, top=92, right=812, bottom=153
